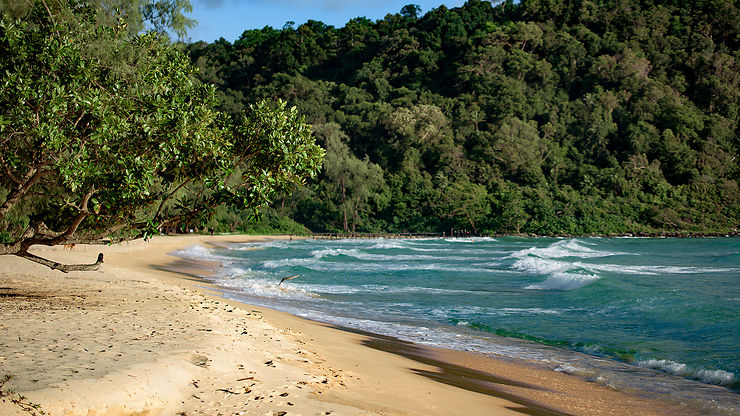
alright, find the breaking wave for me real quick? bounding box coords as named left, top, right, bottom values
left=637, top=359, right=737, bottom=387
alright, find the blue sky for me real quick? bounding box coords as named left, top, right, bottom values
left=187, top=0, right=467, bottom=43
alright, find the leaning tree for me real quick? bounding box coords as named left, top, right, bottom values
left=0, top=2, right=324, bottom=271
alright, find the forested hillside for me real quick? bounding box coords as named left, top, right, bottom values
left=186, top=0, right=739, bottom=235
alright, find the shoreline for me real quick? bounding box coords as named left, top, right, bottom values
left=0, top=235, right=697, bottom=415
left=162, top=235, right=693, bottom=415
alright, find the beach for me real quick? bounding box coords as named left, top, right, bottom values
left=0, top=235, right=693, bottom=415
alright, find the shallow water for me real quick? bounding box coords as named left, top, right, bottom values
left=175, top=236, right=740, bottom=415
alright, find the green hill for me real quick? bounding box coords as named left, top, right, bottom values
left=186, top=0, right=739, bottom=235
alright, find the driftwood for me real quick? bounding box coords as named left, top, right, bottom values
left=15, top=251, right=104, bottom=273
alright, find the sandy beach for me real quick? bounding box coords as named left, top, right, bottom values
left=0, top=235, right=688, bottom=416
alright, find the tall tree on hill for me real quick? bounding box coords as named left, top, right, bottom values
left=315, top=123, right=386, bottom=232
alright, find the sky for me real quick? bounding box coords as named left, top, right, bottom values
left=186, top=0, right=467, bottom=43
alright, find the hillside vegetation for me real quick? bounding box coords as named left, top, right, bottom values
left=187, top=0, right=739, bottom=235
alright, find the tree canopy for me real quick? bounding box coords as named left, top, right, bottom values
left=0, top=1, right=323, bottom=270
left=187, top=0, right=739, bottom=235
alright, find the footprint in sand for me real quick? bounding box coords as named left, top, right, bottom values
left=189, top=353, right=209, bottom=368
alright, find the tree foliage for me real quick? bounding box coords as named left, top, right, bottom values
left=0, top=2, right=323, bottom=269
left=0, top=0, right=195, bottom=39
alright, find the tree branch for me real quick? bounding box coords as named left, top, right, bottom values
left=3, top=164, right=23, bottom=186
left=20, top=187, right=96, bottom=250
left=16, top=251, right=104, bottom=273
left=155, top=178, right=191, bottom=219
left=40, top=0, right=61, bottom=38
left=48, top=187, right=95, bottom=245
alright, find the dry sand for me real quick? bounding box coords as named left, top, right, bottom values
left=0, top=235, right=686, bottom=416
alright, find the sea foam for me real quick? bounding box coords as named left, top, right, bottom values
left=637, top=359, right=737, bottom=386
left=512, top=239, right=630, bottom=259
left=524, top=271, right=601, bottom=290
left=172, top=244, right=224, bottom=262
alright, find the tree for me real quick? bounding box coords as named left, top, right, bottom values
left=400, top=4, right=421, bottom=20
left=434, top=180, right=490, bottom=234
left=0, top=5, right=323, bottom=271
left=498, top=188, right=529, bottom=234
left=0, top=0, right=196, bottom=40
left=316, top=123, right=386, bottom=232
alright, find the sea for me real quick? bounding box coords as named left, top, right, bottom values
left=174, top=236, right=740, bottom=415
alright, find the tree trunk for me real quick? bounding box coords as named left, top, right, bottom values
left=15, top=251, right=104, bottom=273
left=352, top=196, right=361, bottom=233
left=0, top=186, right=106, bottom=272
left=465, top=211, right=477, bottom=235
left=340, top=177, right=348, bottom=232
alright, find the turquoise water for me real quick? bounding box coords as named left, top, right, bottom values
left=176, top=237, right=740, bottom=415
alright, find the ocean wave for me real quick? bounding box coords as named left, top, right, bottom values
left=471, top=261, right=503, bottom=267
left=510, top=238, right=736, bottom=290
left=581, top=262, right=739, bottom=275
left=294, top=283, right=482, bottom=296
left=432, top=307, right=563, bottom=323
left=309, top=247, right=484, bottom=262
left=511, top=254, right=600, bottom=290
left=524, top=271, right=601, bottom=290
left=233, top=241, right=291, bottom=249
left=511, top=239, right=630, bottom=260
left=637, top=359, right=737, bottom=386
left=444, top=237, right=497, bottom=243
left=210, top=275, right=318, bottom=300
left=262, top=257, right=493, bottom=273
left=498, top=307, right=562, bottom=315
left=369, top=241, right=408, bottom=249
left=554, top=364, right=598, bottom=378
left=368, top=240, right=457, bottom=252
left=172, top=245, right=233, bottom=262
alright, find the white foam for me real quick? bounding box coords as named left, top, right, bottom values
left=172, top=245, right=230, bottom=262
left=637, top=359, right=737, bottom=386
left=444, top=237, right=497, bottom=243
left=233, top=241, right=291, bottom=249
left=579, top=262, right=739, bottom=275
left=511, top=254, right=601, bottom=290
left=498, top=307, right=562, bottom=315
left=369, top=240, right=408, bottom=249
left=554, top=364, right=597, bottom=377
left=511, top=239, right=630, bottom=260
left=432, top=306, right=562, bottom=320
left=507, top=238, right=739, bottom=290
left=262, top=256, right=493, bottom=273
left=513, top=255, right=571, bottom=275
left=294, top=283, right=481, bottom=296
left=211, top=274, right=318, bottom=300
left=525, top=272, right=601, bottom=290
left=471, top=261, right=503, bottom=267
